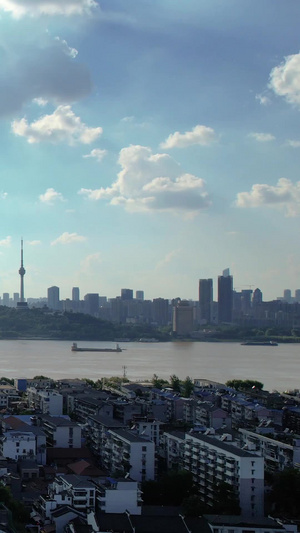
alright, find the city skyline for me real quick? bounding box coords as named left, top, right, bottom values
left=0, top=2, right=299, bottom=300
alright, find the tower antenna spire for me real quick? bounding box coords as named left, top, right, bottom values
left=18, top=238, right=28, bottom=309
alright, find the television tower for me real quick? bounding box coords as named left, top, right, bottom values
left=17, top=239, right=28, bottom=309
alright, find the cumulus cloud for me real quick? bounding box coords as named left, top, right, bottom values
left=236, top=178, right=300, bottom=216
left=269, top=53, right=300, bottom=106
left=0, top=192, right=8, bottom=199
left=83, top=148, right=107, bottom=162
left=249, top=132, right=275, bottom=142
left=160, top=124, right=217, bottom=149
left=27, top=240, right=41, bottom=246
left=51, top=232, right=86, bottom=245
left=0, top=0, right=97, bottom=17
left=12, top=105, right=102, bottom=145
left=39, top=188, right=65, bottom=204
left=79, top=144, right=211, bottom=214
left=0, top=36, right=91, bottom=118
left=0, top=236, right=11, bottom=247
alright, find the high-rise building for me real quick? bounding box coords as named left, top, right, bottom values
left=2, top=293, right=9, bottom=307
left=252, top=288, right=263, bottom=306
left=241, top=289, right=253, bottom=315
left=295, top=289, right=300, bottom=303
left=136, top=291, right=144, bottom=301
left=72, top=287, right=80, bottom=301
left=172, top=300, right=194, bottom=336
left=84, top=293, right=99, bottom=316
left=17, top=239, right=28, bottom=309
left=121, top=288, right=133, bottom=300
left=47, top=286, right=60, bottom=311
left=152, top=298, right=169, bottom=326
left=13, top=293, right=20, bottom=306
left=218, top=268, right=233, bottom=324
left=198, top=279, right=213, bottom=324
left=283, top=289, right=292, bottom=303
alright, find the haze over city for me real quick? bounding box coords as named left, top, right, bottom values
left=0, top=1, right=299, bottom=300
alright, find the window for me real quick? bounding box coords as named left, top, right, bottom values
left=142, top=446, right=147, bottom=451
left=251, top=469, right=255, bottom=475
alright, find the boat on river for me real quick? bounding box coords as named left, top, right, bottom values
left=71, top=342, right=122, bottom=353
left=241, top=341, right=278, bottom=346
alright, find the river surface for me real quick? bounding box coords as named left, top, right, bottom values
left=0, top=340, right=298, bottom=392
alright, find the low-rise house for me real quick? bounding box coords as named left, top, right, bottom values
left=204, top=515, right=297, bottom=533
left=33, top=474, right=97, bottom=523
left=95, top=477, right=142, bottom=514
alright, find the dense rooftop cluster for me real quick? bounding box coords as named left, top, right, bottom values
left=0, top=376, right=299, bottom=531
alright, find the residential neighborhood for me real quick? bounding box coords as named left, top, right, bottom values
left=0, top=376, right=298, bottom=532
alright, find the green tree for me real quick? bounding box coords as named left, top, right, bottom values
left=225, top=379, right=263, bottom=391
left=152, top=374, right=169, bottom=389
left=269, top=468, right=300, bottom=517
left=212, top=482, right=240, bottom=515
left=183, top=376, right=194, bottom=397
left=170, top=374, right=181, bottom=392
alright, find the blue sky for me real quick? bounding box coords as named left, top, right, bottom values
left=0, top=0, right=300, bottom=301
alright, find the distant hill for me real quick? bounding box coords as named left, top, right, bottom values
left=0, top=307, right=170, bottom=341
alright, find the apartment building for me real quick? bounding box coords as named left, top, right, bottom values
left=103, top=428, right=155, bottom=482
left=87, top=414, right=125, bottom=457
left=239, top=428, right=300, bottom=471
left=161, top=430, right=185, bottom=470
left=71, top=393, right=113, bottom=422
left=38, top=415, right=82, bottom=448
left=184, top=431, right=264, bottom=517
left=27, top=387, right=63, bottom=415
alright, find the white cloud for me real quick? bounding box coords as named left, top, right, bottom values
left=51, top=232, right=86, bottom=245
left=249, top=132, right=275, bottom=142
left=39, top=188, right=65, bottom=204
left=236, top=178, right=300, bottom=216
left=0, top=192, right=8, bottom=199
left=83, top=148, right=107, bottom=162
left=27, top=240, right=41, bottom=246
left=12, top=105, right=102, bottom=145
left=160, top=124, right=217, bottom=149
left=156, top=249, right=180, bottom=270
left=121, top=116, right=135, bottom=123
left=54, top=37, right=78, bottom=59
left=0, top=0, right=97, bottom=17
left=286, top=139, right=300, bottom=148
left=0, top=236, right=11, bottom=247
left=269, top=53, right=300, bottom=106
left=79, top=144, right=211, bottom=214
left=33, top=97, right=48, bottom=107
left=255, top=93, right=271, bottom=106
left=80, top=252, right=102, bottom=273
